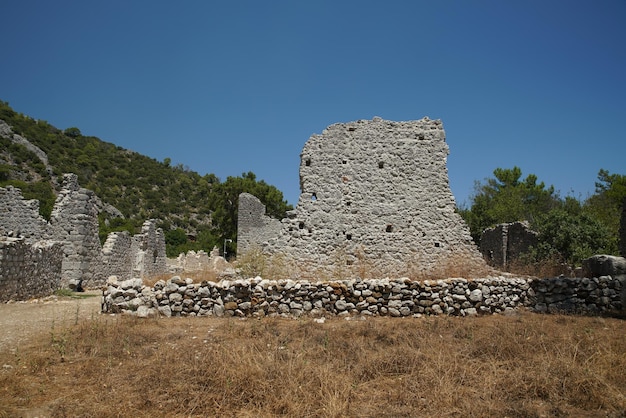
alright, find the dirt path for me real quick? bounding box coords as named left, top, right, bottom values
left=0, top=291, right=103, bottom=353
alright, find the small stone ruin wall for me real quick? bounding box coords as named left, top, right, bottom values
left=480, top=222, right=539, bottom=268
left=102, top=274, right=625, bottom=318
left=0, top=238, right=63, bottom=302
left=238, top=117, right=485, bottom=277
left=167, top=248, right=231, bottom=274
left=0, top=175, right=167, bottom=299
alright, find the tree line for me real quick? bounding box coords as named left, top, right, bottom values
left=458, top=166, right=625, bottom=267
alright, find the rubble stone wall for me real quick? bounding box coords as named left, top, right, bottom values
left=0, top=238, right=63, bottom=302
left=48, top=174, right=104, bottom=286
left=0, top=186, right=48, bottom=240
left=102, top=274, right=625, bottom=318
left=0, top=177, right=168, bottom=297
left=238, top=117, right=485, bottom=276
left=237, top=192, right=283, bottom=254
left=132, top=220, right=167, bottom=278
left=480, top=222, right=538, bottom=268
left=101, top=231, right=133, bottom=280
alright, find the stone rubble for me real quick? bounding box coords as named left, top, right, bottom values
left=102, top=274, right=625, bottom=318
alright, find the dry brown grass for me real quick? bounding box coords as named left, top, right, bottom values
left=1, top=312, right=625, bottom=417
left=234, top=247, right=494, bottom=282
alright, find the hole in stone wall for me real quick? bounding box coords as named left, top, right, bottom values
left=342, top=159, right=347, bottom=164
left=346, top=234, right=352, bottom=240
left=308, top=229, right=312, bottom=234
left=305, top=158, right=311, bottom=166
left=378, top=162, right=384, bottom=169
left=386, top=224, right=393, bottom=233
left=346, top=201, right=351, bottom=206
left=311, top=193, right=317, bottom=201
left=346, top=259, right=354, bottom=265
left=348, top=127, right=356, bottom=131
left=299, top=222, right=304, bottom=229
left=434, top=242, right=440, bottom=248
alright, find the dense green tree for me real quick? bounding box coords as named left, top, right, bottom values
left=583, top=169, right=626, bottom=253
left=210, top=172, right=293, bottom=255
left=460, top=167, right=621, bottom=267
left=460, top=166, right=560, bottom=242
left=529, top=208, right=612, bottom=265
left=64, top=127, right=81, bottom=137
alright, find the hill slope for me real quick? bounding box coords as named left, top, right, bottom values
left=0, top=100, right=292, bottom=256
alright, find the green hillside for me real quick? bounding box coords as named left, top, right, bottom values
left=0, top=100, right=292, bottom=257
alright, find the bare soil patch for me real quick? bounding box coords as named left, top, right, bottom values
left=0, top=290, right=102, bottom=353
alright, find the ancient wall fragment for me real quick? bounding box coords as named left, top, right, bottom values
left=48, top=173, right=104, bottom=286
left=131, top=220, right=167, bottom=278
left=0, top=237, right=63, bottom=302
left=480, top=222, right=539, bottom=268
left=237, top=192, right=284, bottom=255
left=0, top=186, right=48, bottom=240
left=238, top=116, right=486, bottom=277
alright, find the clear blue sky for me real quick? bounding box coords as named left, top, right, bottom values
left=1, top=0, right=624, bottom=207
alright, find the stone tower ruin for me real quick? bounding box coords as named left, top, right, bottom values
left=238, top=116, right=486, bottom=277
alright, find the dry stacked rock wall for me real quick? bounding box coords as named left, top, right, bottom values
left=0, top=238, right=63, bottom=302
left=238, top=117, right=485, bottom=276
left=102, top=274, right=625, bottom=318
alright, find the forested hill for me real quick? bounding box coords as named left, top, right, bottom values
left=0, top=101, right=292, bottom=256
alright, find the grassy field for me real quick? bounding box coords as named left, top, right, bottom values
left=1, top=310, right=625, bottom=417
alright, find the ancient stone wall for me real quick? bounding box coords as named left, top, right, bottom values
left=237, top=193, right=283, bottom=254
left=480, top=222, right=538, bottom=268
left=0, top=186, right=48, bottom=240
left=131, top=220, right=167, bottom=278
left=238, top=117, right=485, bottom=277
left=0, top=238, right=63, bottom=302
left=0, top=177, right=169, bottom=296
left=48, top=174, right=104, bottom=286
left=101, top=231, right=133, bottom=280
left=102, top=274, right=625, bottom=318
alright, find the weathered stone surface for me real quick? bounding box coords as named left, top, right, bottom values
left=0, top=170, right=168, bottom=297
left=584, top=255, right=626, bottom=277
left=0, top=238, right=63, bottom=302
left=102, top=275, right=625, bottom=318
left=480, top=222, right=538, bottom=268
left=237, top=117, right=485, bottom=277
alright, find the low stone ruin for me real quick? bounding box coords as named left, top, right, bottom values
left=102, top=271, right=625, bottom=318
left=0, top=237, right=63, bottom=302
left=238, top=117, right=486, bottom=277
left=480, top=222, right=539, bottom=268
left=167, top=247, right=231, bottom=274
left=0, top=174, right=168, bottom=298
